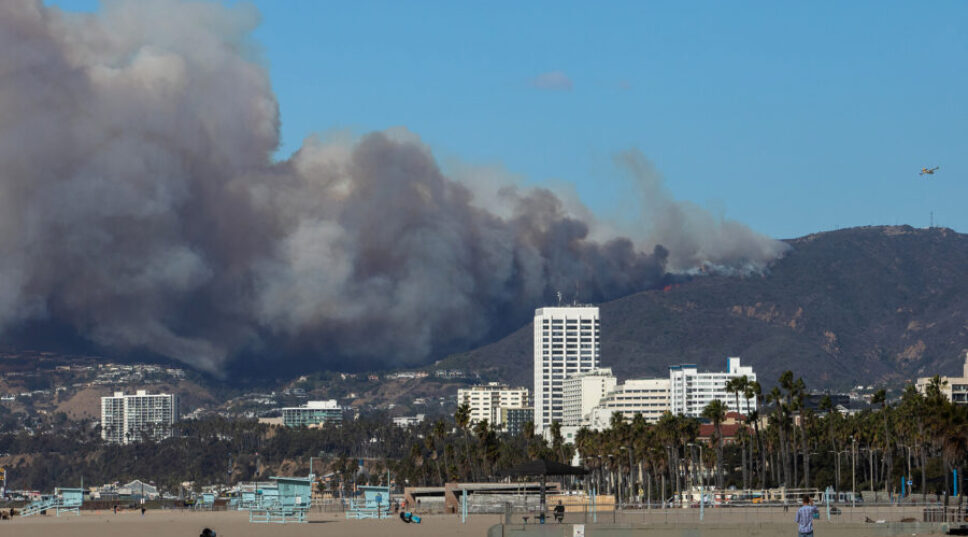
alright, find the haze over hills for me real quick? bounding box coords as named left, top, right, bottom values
left=439, top=225, right=968, bottom=391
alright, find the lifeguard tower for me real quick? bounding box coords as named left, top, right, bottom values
left=20, top=487, right=84, bottom=517
left=248, top=476, right=312, bottom=523
left=236, top=490, right=258, bottom=510
left=256, top=485, right=279, bottom=508
left=193, top=492, right=216, bottom=511
left=345, top=484, right=391, bottom=519
left=54, top=488, right=83, bottom=516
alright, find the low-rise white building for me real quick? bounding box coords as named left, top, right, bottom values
left=392, top=414, right=426, bottom=428
left=669, top=357, right=756, bottom=418
left=281, top=400, right=342, bottom=427
left=592, top=378, right=671, bottom=424
left=457, top=383, right=529, bottom=427
left=916, top=351, right=968, bottom=405
left=561, top=368, right=617, bottom=426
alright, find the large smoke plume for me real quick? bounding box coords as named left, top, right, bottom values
left=0, top=0, right=788, bottom=375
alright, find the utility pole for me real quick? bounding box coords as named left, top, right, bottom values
left=851, top=437, right=856, bottom=509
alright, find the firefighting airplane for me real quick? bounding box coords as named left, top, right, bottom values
left=919, top=166, right=940, bottom=176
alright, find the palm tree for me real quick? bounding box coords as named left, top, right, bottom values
left=423, top=430, right=442, bottom=484
left=432, top=419, right=451, bottom=481
left=871, top=388, right=892, bottom=495
left=655, top=412, right=682, bottom=503
left=746, top=380, right=767, bottom=489
left=767, top=386, right=791, bottom=487
left=549, top=420, right=566, bottom=463
left=726, top=376, right=750, bottom=489
left=454, top=403, right=476, bottom=481
left=940, top=404, right=968, bottom=506
left=702, top=399, right=728, bottom=490
left=473, top=419, right=492, bottom=478
left=793, top=377, right=810, bottom=488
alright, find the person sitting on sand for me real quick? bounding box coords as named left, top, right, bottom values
left=200, top=528, right=216, bottom=537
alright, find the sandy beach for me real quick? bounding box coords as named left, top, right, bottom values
left=1, top=510, right=503, bottom=537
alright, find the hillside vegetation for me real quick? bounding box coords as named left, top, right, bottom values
left=441, top=226, right=968, bottom=389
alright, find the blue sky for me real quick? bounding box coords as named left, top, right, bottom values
left=46, top=1, right=968, bottom=239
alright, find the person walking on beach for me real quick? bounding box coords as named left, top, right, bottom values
left=795, top=494, right=819, bottom=537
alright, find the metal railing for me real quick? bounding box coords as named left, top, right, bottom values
left=500, top=503, right=951, bottom=526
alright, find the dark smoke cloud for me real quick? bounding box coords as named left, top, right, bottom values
left=0, top=0, right=787, bottom=375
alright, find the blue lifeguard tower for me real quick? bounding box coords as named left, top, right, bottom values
left=345, top=484, right=391, bottom=519
left=20, top=487, right=84, bottom=517
left=248, top=476, right=312, bottom=523
left=55, top=488, right=84, bottom=516
left=193, top=492, right=216, bottom=511
left=237, top=490, right=258, bottom=510
left=257, top=486, right=279, bottom=508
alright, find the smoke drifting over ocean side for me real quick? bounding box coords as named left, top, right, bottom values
left=0, top=0, right=788, bottom=375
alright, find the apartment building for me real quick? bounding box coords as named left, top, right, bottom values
left=669, top=357, right=757, bottom=417
left=562, top=368, right=617, bottom=426
left=533, top=305, right=600, bottom=433
left=100, top=390, right=179, bottom=444
left=457, top=383, right=529, bottom=427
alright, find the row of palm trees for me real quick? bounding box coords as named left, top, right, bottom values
left=568, top=373, right=968, bottom=505
left=392, top=372, right=968, bottom=507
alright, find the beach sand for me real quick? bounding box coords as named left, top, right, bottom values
left=1, top=510, right=503, bottom=537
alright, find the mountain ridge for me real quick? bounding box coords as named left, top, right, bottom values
left=437, top=225, right=968, bottom=390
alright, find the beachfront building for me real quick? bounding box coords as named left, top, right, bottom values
left=561, top=368, right=617, bottom=426
left=533, top=305, right=600, bottom=434
left=916, top=351, right=968, bottom=405
left=457, top=383, right=529, bottom=426
left=392, top=414, right=426, bottom=428
left=589, top=377, right=672, bottom=426
left=500, top=407, right=534, bottom=436
left=669, top=357, right=757, bottom=418
left=101, top=390, right=179, bottom=444
left=281, top=400, right=342, bottom=427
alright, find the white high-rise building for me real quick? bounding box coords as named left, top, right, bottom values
left=101, top=390, right=179, bottom=444
left=533, top=305, right=600, bottom=434
left=588, top=378, right=671, bottom=427
left=669, top=357, right=756, bottom=418
left=457, top=383, right=529, bottom=427
left=562, top=368, right=616, bottom=426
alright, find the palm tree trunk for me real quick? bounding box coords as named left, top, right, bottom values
left=741, top=441, right=748, bottom=490
left=779, top=421, right=791, bottom=487
left=868, top=448, right=875, bottom=493
left=800, top=417, right=810, bottom=488
left=462, top=431, right=475, bottom=481
left=921, top=449, right=927, bottom=502
left=943, top=459, right=950, bottom=507
left=755, top=419, right=766, bottom=489
left=883, top=410, right=892, bottom=496
left=715, top=423, right=725, bottom=490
